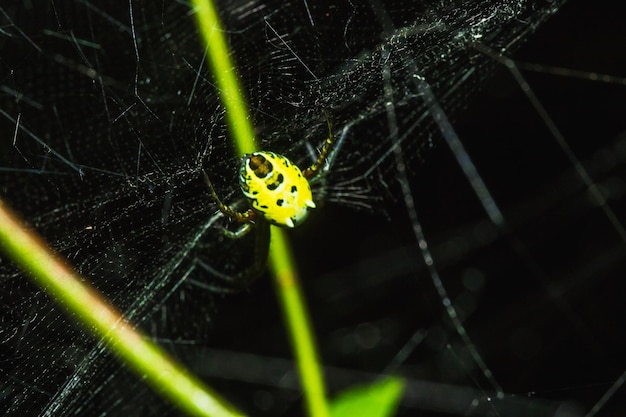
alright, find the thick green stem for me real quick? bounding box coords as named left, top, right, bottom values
left=0, top=200, right=244, bottom=417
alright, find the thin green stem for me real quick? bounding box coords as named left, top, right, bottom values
left=0, top=199, right=244, bottom=417
left=191, top=0, right=256, bottom=156
left=269, top=229, right=330, bottom=417
left=191, top=1, right=330, bottom=416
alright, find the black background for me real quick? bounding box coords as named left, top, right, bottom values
left=1, top=0, right=626, bottom=416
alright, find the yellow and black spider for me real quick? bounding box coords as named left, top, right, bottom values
left=204, top=113, right=335, bottom=286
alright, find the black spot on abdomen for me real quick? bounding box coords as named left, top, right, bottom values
left=267, top=173, right=284, bottom=191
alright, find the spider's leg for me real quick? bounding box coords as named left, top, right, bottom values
left=239, top=219, right=271, bottom=287
left=197, top=220, right=271, bottom=291
left=204, top=171, right=256, bottom=223
left=223, top=222, right=253, bottom=239
left=303, top=109, right=334, bottom=179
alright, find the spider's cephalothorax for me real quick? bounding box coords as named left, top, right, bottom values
left=239, top=151, right=316, bottom=228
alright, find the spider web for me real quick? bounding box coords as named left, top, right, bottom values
left=1, top=0, right=625, bottom=416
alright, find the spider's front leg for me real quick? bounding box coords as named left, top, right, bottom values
left=303, top=110, right=335, bottom=179
left=201, top=170, right=270, bottom=289
left=203, top=171, right=256, bottom=227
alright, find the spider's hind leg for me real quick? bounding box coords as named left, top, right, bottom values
left=199, top=220, right=271, bottom=292
left=222, top=222, right=253, bottom=239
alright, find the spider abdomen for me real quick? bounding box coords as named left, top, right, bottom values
left=239, top=151, right=316, bottom=228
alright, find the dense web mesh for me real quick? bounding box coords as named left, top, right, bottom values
left=1, top=0, right=625, bottom=416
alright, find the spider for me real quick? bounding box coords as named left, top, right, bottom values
left=203, top=113, right=335, bottom=287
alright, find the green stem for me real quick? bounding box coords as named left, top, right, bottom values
left=269, top=229, right=330, bottom=417
left=191, top=0, right=256, bottom=155
left=191, top=1, right=330, bottom=416
left=0, top=199, right=244, bottom=417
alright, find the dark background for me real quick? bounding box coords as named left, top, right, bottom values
left=1, top=0, right=625, bottom=416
